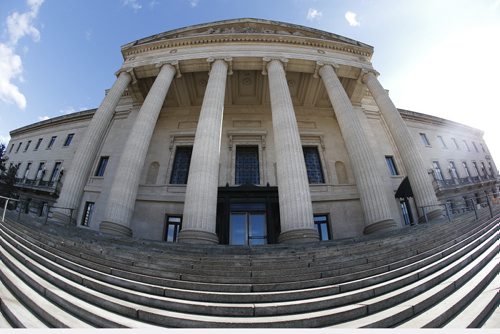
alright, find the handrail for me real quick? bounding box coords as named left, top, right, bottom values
left=0, top=195, right=20, bottom=223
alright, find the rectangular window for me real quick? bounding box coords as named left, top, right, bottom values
left=488, top=162, right=494, bottom=176
left=303, top=147, right=325, bottom=183
left=235, top=146, right=260, bottom=185
left=463, top=140, right=470, bottom=151
left=314, top=215, right=330, bottom=241
left=472, top=161, right=481, bottom=177
left=462, top=161, right=471, bottom=177
left=472, top=141, right=479, bottom=152
left=24, top=140, right=31, bottom=152
left=81, top=202, right=95, bottom=226
left=420, top=133, right=431, bottom=146
left=47, top=136, right=57, bottom=149
left=480, top=143, right=486, bottom=153
left=9, top=144, right=14, bottom=153
left=437, top=136, right=447, bottom=149
left=34, top=138, right=43, bottom=150
left=481, top=162, right=488, bottom=176
left=94, top=156, right=109, bottom=177
left=35, top=162, right=45, bottom=181
left=433, top=161, right=444, bottom=181
left=49, top=162, right=62, bottom=183
left=449, top=161, right=459, bottom=179
left=170, top=146, right=192, bottom=184
left=385, top=156, right=399, bottom=176
left=16, top=142, right=22, bottom=153
left=452, top=138, right=460, bottom=150
left=24, top=162, right=32, bottom=179
left=63, top=133, right=74, bottom=147
left=165, top=215, right=182, bottom=242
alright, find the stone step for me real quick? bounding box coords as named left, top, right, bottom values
left=397, top=252, right=499, bottom=328
left=328, top=236, right=499, bottom=328
left=0, top=279, right=48, bottom=328
left=0, top=310, right=13, bottom=328
left=0, top=258, right=92, bottom=328
left=0, top=240, right=159, bottom=328
left=443, top=264, right=500, bottom=328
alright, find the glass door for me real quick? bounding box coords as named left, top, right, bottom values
left=229, top=203, right=267, bottom=245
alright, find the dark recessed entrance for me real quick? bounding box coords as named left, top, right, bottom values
left=216, top=184, right=280, bottom=245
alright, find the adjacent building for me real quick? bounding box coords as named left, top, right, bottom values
left=5, top=19, right=499, bottom=245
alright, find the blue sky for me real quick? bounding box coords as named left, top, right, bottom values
left=1, top=0, right=499, bottom=164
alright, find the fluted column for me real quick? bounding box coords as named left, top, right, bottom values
left=56, top=70, right=131, bottom=218
left=363, top=71, right=442, bottom=220
left=177, top=59, right=228, bottom=244
left=100, top=64, right=176, bottom=236
left=266, top=59, right=319, bottom=243
left=319, top=64, right=397, bottom=234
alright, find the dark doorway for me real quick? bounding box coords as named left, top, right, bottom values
left=216, top=184, right=280, bottom=245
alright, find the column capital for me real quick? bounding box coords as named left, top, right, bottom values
left=360, top=68, right=380, bottom=83
left=154, top=61, right=180, bottom=78
left=262, top=57, right=288, bottom=75
left=114, top=67, right=135, bottom=82
left=314, top=62, right=339, bottom=78
left=207, top=57, right=233, bottom=75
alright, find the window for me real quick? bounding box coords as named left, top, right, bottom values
left=449, top=161, right=459, bottom=179
left=24, top=140, right=31, bottom=152
left=488, top=162, right=494, bottom=176
left=170, top=146, right=192, bottom=184
left=481, top=162, right=488, bottom=176
left=81, top=202, right=95, bottom=226
left=63, top=133, right=74, bottom=147
left=472, top=141, right=479, bottom=152
left=472, top=161, right=481, bottom=177
left=235, top=146, right=260, bottom=185
left=480, top=143, right=486, bottom=153
left=94, top=156, right=109, bottom=177
left=47, top=136, right=57, bottom=149
left=165, top=215, right=182, bottom=242
left=433, top=161, right=444, bottom=181
left=34, top=138, right=43, bottom=150
left=463, top=140, right=470, bottom=151
left=462, top=161, right=471, bottom=177
left=303, top=147, right=325, bottom=183
left=35, top=162, right=45, bottom=181
left=385, top=156, right=399, bottom=176
left=49, top=162, right=62, bottom=183
left=9, top=144, right=14, bottom=153
left=314, top=215, right=330, bottom=241
left=452, top=138, right=460, bottom=150
left=437, top=136, right=447, bottom=149
left=23, top=162, right=32, bottom=179
left=16, top=142, right=22, bottom=153
left=420, top=133, right=431, bottom=146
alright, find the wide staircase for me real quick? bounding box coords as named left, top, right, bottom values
left=0, top=209, right=498, bottom=328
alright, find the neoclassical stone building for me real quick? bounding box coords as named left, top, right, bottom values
left=5, top=19, right=499, bottom=245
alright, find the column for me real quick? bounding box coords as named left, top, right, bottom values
left=177, top=59, right=228, bottom=244
left=56, top=70, right=132, bottom=218
left=266, top=59, right=319, bottom=243
left=319, top=64, right=397, bottom=234
left=100, top=64, right=176, bottom=236
left=363, top=71, right=442, bottom=220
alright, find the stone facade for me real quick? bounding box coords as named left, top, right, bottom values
left=5, top=19, right=499, bottom=244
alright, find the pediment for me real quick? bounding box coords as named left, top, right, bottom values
left=122, top=18, right=371, bottom=51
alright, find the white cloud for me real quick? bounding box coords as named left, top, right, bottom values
left=0, top=0, right=44, bottom=110
left=306, top=8, right=322, bottom=21
left=149, top=0, right=159, bottom=8
left=345, top=11, right=360, bottom=27
left=59, top=106, right=88, bottom=115
left=37, top=115, right=49, bottom=121
left=0, top=134, right=11, bottom=145
left=188, top=0, right=199, bottom=8
left=123, top=0, right=142, bottom=11
left=85, top=29, right=92, bottom=41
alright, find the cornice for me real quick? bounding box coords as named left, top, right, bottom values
left=122, top=34, right=372, bottom=59
left=398, top=109, right=483, bottom=136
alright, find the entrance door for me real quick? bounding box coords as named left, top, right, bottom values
left=229, top=203, right=267, bottom=245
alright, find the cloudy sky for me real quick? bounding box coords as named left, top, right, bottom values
left=1, top=0, right=499, bottom=163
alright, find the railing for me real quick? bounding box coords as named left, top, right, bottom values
left=419, top=190, right=500, bottom=224
left=434, top=174, right=498, bottom=190
left=0, top=195, right=74, bottom=226
left=14, top=177, right=61, bottom=194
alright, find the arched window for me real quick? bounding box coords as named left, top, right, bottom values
left=335, top=161, right=348, bottom=184
left=146, top=162, right=160, bottom=185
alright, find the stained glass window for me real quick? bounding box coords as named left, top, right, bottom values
left=235, top=146, right=260, bottom=185
left=170, top=146, right=192, bottom=184
left=303, top=146, right=325, bottom=183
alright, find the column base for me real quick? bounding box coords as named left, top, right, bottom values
left=99, top=220, right=132, bottom=237
left=178, top=229, right=219, bottom=244
left=363, top=219, right=398, bottom=235
left=418, top=208, right=444, bottom=223
left=279, top=228, right=319, bottom=244
left=51, top=210, right=75, bottom=225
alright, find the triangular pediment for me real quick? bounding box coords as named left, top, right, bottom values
left=122, top=18, right=371, bottom=50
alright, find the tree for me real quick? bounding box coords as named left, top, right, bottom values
left=0, top=143, right=18, bottom=199
left=0, top=143, right=6, bottom=174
